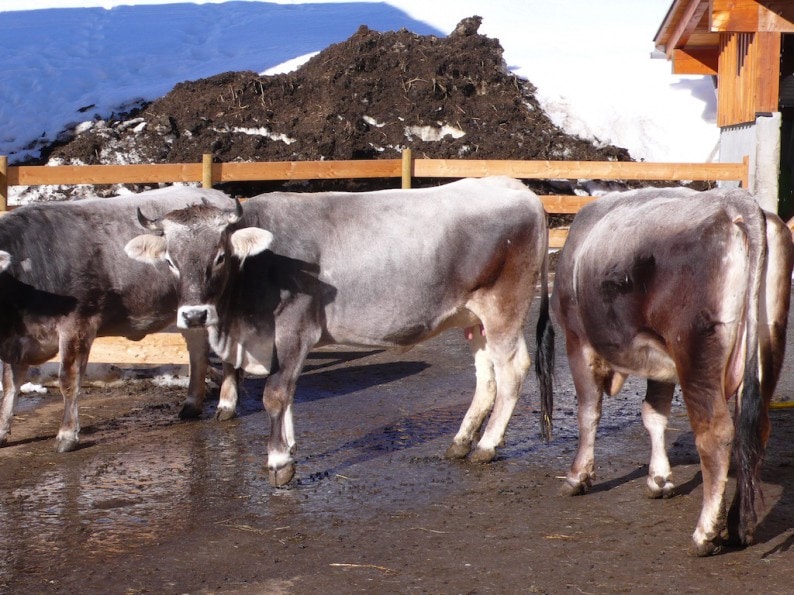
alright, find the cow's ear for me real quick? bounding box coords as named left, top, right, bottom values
left=230, top=228, right=274, bottom=260
left=125, top=234, right=168, bottom=263
left=0, top=250, right=10, bottom=272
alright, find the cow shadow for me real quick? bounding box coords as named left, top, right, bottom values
left=293, top=402, right=468, bottom=484
left=228, top=357, right=431, bottom=415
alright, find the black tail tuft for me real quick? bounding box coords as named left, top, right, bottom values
left=535, top=252, right=555, bottom=440
left=733, top=349, right=764, bottom=544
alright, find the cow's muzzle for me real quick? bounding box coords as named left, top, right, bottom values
left=178, top=305, right=217, bottom=329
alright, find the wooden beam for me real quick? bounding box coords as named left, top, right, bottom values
left=8, top=163, right=203, bottom=186
left=672, top=47, right=719, bottom=74
left=665, top=0, right=710, bottom=57
left=549, top=228, right=568, bottom=249
left=212, top=159, right=402, bottom=182
left=53, top=333, right=191, bottom=365
left=411, top=158, right=747, bottom=182
left=540, top=194, right=598, bottom=214
left=712, top=0, right=794, bottom=32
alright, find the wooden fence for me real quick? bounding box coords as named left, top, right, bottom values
left=0, top=151, right=749, bottom=365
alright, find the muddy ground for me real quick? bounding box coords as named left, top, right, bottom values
left=1, top=294, right=793, bottom=594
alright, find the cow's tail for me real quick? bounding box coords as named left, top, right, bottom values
left=733, top=206, right=768, bottom=545
left=535, top=238, right=555, bottom=440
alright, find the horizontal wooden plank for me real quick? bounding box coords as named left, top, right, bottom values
left=540, top=194, right=598, bottom=214
left=48, top=333, right=191, bottom=365
left=7, top=158, right=748, bottom=189
left=672, top=48, right=718, bottom=75
left=9, top=163, right=203, bottom=186
left=215, top=159, right=403, bottom=181
left=549, top=228, right=568, bottom=249
left=712, top=0, right=794, bottom=33
left=410, top=159, right=746, bottom=182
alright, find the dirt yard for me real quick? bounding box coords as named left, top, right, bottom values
left=0, top=293, right=792, bottom=594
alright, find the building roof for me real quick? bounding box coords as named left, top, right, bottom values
left=654, top=0, right=794, bottom=75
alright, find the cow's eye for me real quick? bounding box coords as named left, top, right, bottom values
left=165, top=255, right=178, bottom=271
left=214, top=252, right=225, bottom=268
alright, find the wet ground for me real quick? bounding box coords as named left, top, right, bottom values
left=1, top=294, right=794, bottom=594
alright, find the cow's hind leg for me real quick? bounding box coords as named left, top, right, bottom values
left=642, top=380, right=676, bottom=498
left=446, top=328, right=496, bottom=459
left=470, top=330, right=531, bottom=463
left=561, top=334, right=607, bottom=496
left=0, top=362, right=30, bottom=446
left=680, top=382, right=734, bottom=556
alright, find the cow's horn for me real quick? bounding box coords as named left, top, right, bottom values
left=136, top=207, right=164, bottom=234
left=227, top=197, right=243, bottom=224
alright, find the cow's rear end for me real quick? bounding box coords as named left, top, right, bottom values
left=551, top=187, right=793, bottom=556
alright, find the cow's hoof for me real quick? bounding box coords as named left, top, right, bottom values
left=179, top=403, right=202, bottom=420
left=469, top=445, right=496, bottom=464
left=269, top=463, right=296, bottom=488
left=646, top=475, right=676, bottom=499
left=55, top=436, right=79, bottom=453
left=215, top=406, right=237, bottom=422
left=559, top=477, right=589, bottom=497
left=444, top=442, right=471, bottom=459
left=688, top=539, right=722, bottom=557
left=0, top=434, right=7, bottom=447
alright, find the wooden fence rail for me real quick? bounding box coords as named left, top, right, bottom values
left=0, top=151, right=749, bottom=366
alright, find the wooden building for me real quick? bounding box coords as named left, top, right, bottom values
left=654, top=0, right=794, bottom=216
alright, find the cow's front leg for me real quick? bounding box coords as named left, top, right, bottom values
left=215, top=362, right=241, bottom=421
left=0, top=362, right=30, bottom=446
left=56, top=330, right=93, bottom=453
left=561, top=338, right=604, bottom=496
left=263, top=319, right=316, bottom=487
left=642, top=380, right=676, bottom=498
left=179, top=328, right=210, bottom=419
left=263, top=376, right=298, bottom=487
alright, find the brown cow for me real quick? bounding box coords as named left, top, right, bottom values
left=551, top=187, right=793, bottom=556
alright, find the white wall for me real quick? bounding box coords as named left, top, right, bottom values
left=719, top=112, right=782, bottom=213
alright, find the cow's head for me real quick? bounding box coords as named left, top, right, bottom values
left=125, top=199, right=274, bottom=329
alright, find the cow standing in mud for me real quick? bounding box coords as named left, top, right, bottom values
left=0, top=187, right=237, bottom=452
left=126, top=176, right=555, bottom=487
left=551, top=187, right=793, bottom=556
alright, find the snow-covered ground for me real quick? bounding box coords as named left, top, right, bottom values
left=1, top=0, right=719, bottom=169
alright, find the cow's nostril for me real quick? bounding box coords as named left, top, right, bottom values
left=182, top=309, right=208, bottom=327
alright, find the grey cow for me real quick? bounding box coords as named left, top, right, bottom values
left=551, top=187, right=794, bottom=556
left=126, top=176, right=555, bottom=486
left=0, top=186, right=237, bottom=452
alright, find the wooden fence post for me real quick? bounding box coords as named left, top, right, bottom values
left=202, top=153, right=213, bottom=188
left=401, top=149, right=412, bottom=189
left=0, top=155, right=7, bottom=212
left=741, top=154, right=750, bottom=189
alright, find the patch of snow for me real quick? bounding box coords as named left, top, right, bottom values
left=404, top=123, right=466, bottom=142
